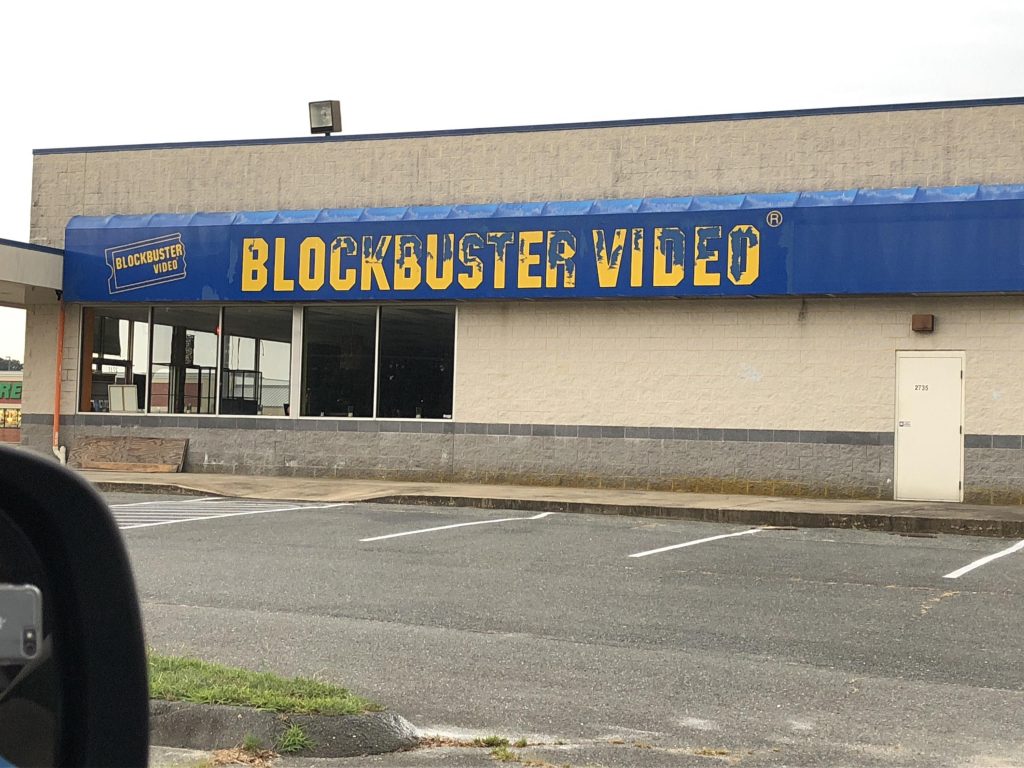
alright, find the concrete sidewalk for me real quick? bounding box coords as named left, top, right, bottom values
left=80, top=470, right=1024, bottom=538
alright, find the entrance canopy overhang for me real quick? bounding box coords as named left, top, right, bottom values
left=0, top=238, right=63, bottom=307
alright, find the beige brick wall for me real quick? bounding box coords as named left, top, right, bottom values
left=21, top=289, right=80, bottom=418
left=37, top=295, right=1021, bottom=434
left=454, top=296, right=1024, bottom=434
left=31, top=104, right=1024, bottom=248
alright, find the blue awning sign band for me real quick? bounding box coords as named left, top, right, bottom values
left=62, top=184, right=1024, bottom=303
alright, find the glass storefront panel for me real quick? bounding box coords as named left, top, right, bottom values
left=219, top=307, right=292, bottom=416
left=78, top=303, right=457, bottom=420
left=79, top=307, right=150, bottom=412
left=149, top=307, right=220, bottom=414
left=377, top=306, right=455, bottom=419
left=301, top=307, right=377, bottom=417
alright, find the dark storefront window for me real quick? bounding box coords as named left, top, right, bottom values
left=79, top=307, right=150, bottom=412
left=149, top=307, right=220, bottom=414
left=219, top=307, right=292, bottom=416
left=301, top=307, right=377, bottom=417
left=79, top=304, right=456, bottom=419
left=377, top=306, right=455, bottom=419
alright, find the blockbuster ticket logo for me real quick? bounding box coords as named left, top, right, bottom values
left=105, top=234, right=188, bottom=294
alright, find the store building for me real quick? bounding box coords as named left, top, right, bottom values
left=18, top=97, right=1024, bottom=503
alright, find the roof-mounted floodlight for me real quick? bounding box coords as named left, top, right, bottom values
left=309, top=101, right=341, bottom=136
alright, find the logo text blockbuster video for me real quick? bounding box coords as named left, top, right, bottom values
left=105, top=234, right=187, bottom=294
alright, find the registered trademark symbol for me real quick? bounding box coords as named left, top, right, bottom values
left=766, top=210, right=783, bottom=228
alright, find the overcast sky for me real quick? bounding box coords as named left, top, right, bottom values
left=1, top=0, right=1023, bottom=360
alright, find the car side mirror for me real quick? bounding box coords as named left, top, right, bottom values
left=0, top=445, right=149, bottom=767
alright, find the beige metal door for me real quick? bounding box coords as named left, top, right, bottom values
left=895, top=352, right=964, bottom=502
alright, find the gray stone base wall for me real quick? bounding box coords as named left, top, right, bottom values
left=965, top=438, right=1024, bottom=504
left=451, top=434, right=894, bottom=498
left=21, top=414, right=903, bottom=500
left=24, top=413, right=1024, bottom=503
left=17, top=422, right=59, bottom=461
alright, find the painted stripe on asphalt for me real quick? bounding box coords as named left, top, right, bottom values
left=943, top=539, right=1024, bottom=579
left=110, top=497, right=220, bottom=508
left=117, top=518, right=228, bottom=524
left=117, top=499, right=281, bottom=507
left=138, top=504, right=301, bottom=511
left=116, top=502, right=349, bottom=530
left=628, top=527, right=765, bottom=558
left=360, top=512, right=553, bottom=542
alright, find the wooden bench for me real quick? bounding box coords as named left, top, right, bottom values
left=68, top=436, right=188, bottom=473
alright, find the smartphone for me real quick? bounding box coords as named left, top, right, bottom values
left=0, top=584, right=41, bottom=663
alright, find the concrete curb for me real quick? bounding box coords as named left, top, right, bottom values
left=370, top=494, right=1024, bottom=538
left=93, top=480, right=221, bottom=497
left=149, top=700, right=419, bottom=758
left=92, top=478, right=1024, bottom=538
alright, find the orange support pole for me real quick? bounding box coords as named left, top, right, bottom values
left=52, top=301, right=65, bottom=457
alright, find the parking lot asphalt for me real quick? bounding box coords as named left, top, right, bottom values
left=109, top=493, right=1024, bottom=767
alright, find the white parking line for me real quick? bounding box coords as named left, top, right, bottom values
left=114, top=501, right=349, bottom=530
left=628, top=527, right=765, bottom=558
left=119, top=507, right=302, bottom=529
left=110, top=497, right=220, bottom=508
left=943, top=539, right=1024, bottom=579
left=360, top=512, right=553, bottom=542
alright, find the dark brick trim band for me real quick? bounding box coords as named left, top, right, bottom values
left=32, top=414, right=1023, bottom=449
left=965, top=434, right=1024, bottom=449
left=31, top=413, right=908, bottom=446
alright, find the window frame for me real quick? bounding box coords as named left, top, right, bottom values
left=75, top=303, right=458, bottom=421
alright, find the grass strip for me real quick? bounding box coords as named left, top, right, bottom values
left=148, top=652, right=380, bottom=715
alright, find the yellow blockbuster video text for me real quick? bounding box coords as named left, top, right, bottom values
left=240, top=224, right=761, bottom=294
